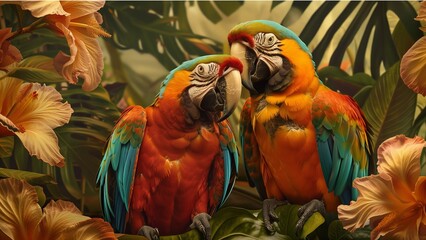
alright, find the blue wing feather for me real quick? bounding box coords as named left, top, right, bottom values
left=313, top=90, right=371, bottom=205
left=217, top=121, right=239, bottom=208
left=96, top=106, right=146, bottom=233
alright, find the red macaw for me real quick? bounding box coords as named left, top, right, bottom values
left=228, top=20, right=372, bottom=234
left=97, top=55, right=242, bottom=240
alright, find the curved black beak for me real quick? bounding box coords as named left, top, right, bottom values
left=215, top=67, right=241, bottom=122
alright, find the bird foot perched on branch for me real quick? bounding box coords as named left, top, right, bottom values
left=262, top=198, right=289, bottom=234
left=296, top=199, right=326, bottom=237
left=190, top=212, right=212, bottom=240
left=138, top=225, right=159, bottom=240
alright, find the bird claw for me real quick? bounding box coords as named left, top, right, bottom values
left=295, top=199, right=325, bottom=237
left=190, top=212, right=212, bottom=240
left=137, top=225, right=160, bottom=240
left=262, top=198, right=288, bottom=234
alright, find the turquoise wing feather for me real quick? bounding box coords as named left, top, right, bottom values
left=96, top=105, right=146, bottom=232
left=312, top=88, right=372, bottom=204
left=217, top=120, right=239, bottom=208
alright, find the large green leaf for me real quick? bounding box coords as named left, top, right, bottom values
left=300, top=1, right=420, bottom=79
left=119, top=205, right=325, bottom=240
left=101, top=2, right=222, bottom=71
left=409, top=107, right=426, bottom=137
left=317, top=66, right=375, bottom=97
left=0, top=168, right=56, bottom=185
left=327, top=220, right=349, bottom=240
left=4, top=55, right=66, bottom=83
left=327, top=220, right=370, bottom=240
left=55, top=84, right=120, bottom=213
left=11, top=28, right=69, bottom=58
left=362, top=62, right=417, bottom=153
left=0, top=137, right=14, bottom=159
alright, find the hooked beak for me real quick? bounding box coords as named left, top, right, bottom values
left=216, top=67, right=242, bottom=122
left=230, top=40, right=276, bottom=95
left=189, top=59, right=242, bottom=123
left=230, top=42, right=255, bottom=93
left=192, top=66, right=242, bottom=122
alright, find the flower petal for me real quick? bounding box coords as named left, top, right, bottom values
left=60, top=0, right=105, bottom=20
left=0, top=77, right=22, bottom=115
left=371, top=203, right=423, bottom=240
left=0, top=114, right=20, bottom=137
left=377, top=135, right=425, bottom=194
left=337, top=173, right=412, bottom=232
left=15, top=121, right=65, bottom=167
left=59, top=218, right=116, bottom=240
left=400, top=36, right=426, bottom=96
left=0, top=178, right=42, bottom=240
left=54, top=21, right=104, bottom=91
left=7, top=82, right=73, bottom=129
left=0, top=28, right=22, bottom=70
left=19, top=0, right=69, bottom=18
left=416, top=176, right=426, bottom=198
left=415, top=1, right=426, bottom=22
left=38, top=200, right=89, bottom=240
left=415, top=177, right=426, bottom=219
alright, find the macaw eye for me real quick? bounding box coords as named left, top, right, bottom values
left=264, top=33, right=277, bottom=47
left=197, top=65, right=204, bottom=74
left=196, top=64, right=209, bottom=76
left=194, top=63, right=218, bottom=78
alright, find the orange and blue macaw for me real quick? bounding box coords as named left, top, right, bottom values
left=228, top=20, right=372, bottom=234
left=97, top=55, right=242, bottom=239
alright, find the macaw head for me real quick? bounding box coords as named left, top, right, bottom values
left=228, top=20, right=315, bottom=95
left=157, top=55, right=243, bottom=123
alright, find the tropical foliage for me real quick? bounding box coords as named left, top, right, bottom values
left=0, top=1, right=425, bottom=239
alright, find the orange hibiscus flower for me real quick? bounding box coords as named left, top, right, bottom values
left=19, top=0, right=111, bottom=91
left=0, top=178, right=116, bottom=240
left=0, top=77, right=73, bottom=167
left=400, top=1, right=426, bottom=96
left=338, top=135, right=426, bottom=240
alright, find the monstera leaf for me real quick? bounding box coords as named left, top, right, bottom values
left=299, top=1, right=420, bottom=79
left=118, top=205, right=325, bottom=240
left=100, top=2, right=222, bottom=71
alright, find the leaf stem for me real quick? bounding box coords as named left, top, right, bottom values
left=8, top=18, right=46, bottom=40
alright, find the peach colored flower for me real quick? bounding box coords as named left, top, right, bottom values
left=20, top=1, right=110, bottom=91
left=0, top=77, right=73, bottom=167
left=0, top=178, right=116, bottom=240
left=338, top=135, right=426, bottom=240
left=418, top=0, right=426, bottom=18
left=400, top=1, right=426, bottom=96
left=0, top=28, right=22, bottom=70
